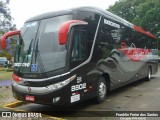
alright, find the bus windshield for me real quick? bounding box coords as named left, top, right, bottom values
left=14, top=14, right=73, bottom=73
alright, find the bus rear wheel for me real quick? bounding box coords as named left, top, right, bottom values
left=146, top=67, right=152, bottom=81
left=95, top=77, right=107, bottom=103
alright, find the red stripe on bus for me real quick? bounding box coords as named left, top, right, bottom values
left=134, top=25, right=156, bottom=39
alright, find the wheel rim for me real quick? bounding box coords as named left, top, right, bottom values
left=99, top=82, right=106, bottom=99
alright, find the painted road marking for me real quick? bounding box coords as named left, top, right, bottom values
left=3, top=101, right=65, bottom=120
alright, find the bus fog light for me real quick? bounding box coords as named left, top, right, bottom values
left=53, top=97, right=60, bottom=103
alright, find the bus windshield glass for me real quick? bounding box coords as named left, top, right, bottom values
left=14, top=14, right=73, bottom=73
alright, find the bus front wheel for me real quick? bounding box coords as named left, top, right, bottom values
left=95, top=77, right=107, bottom=103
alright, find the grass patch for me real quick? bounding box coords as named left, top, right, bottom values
left=0, top=70, right=12, bottom=81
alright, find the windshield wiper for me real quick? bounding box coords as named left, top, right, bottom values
left=27, top=39, right=33, bottom=55
left=17, top=39, right=33, bottom=75
left=34, top=39, right=47, bottom=78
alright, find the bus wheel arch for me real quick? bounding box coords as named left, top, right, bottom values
left=102, top=73, right=110, bottom=91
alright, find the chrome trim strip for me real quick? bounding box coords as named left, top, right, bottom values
left=12, top=81, right=52, bottom=94
left=22, top=72, right=70, bottom=81
left=71, top=15, right=102, bottom=72
left=13, top=74, right=76, bottom=94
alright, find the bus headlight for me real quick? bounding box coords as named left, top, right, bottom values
left=47, top=74, right=76, bottom=91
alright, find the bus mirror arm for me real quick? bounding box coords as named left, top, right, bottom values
left=58, top=20, right=88, bottom=45
left=1, top=30, right=20, bottom=50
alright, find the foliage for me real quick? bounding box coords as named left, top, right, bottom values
left=0, top=50, right=11, bottom=60
left=0, top=0, right=16, bottom=59
left=108, top=0, right=146, bottom=23
left=108, top=0, right=160, bottom=40
left=0, top=36, right=17, bottom=60
left=0, top=0, right=16, bottom=33
left=0, top=70, right=12, bottom=80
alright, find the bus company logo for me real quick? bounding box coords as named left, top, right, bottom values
left=104, top=19, right=120, bottom=29
left=28, top=87, right=31, bottom=92
left=23, top=74, right=37, bottom=78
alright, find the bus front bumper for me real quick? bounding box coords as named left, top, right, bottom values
left=12, top=82, right=71, bottom=106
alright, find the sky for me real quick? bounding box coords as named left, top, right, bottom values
left=9, top=0, right=119, bottom=29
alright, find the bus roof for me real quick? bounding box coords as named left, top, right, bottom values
left=26, top=6, right=131, bottom=25
left=25, top=6, right=156, bottom=39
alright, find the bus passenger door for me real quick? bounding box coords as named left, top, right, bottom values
left=69, top=28, right=89, bottom=99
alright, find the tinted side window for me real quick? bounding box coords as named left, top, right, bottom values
left=71, top=30, right=88, bottom=62
left=97, top=17, right=132, bottom=48
left=95, top=16, right=126, bottom=60
left=119, top=27, right=133, bottom=48
left=76, top=11, right=100, bottom=55
left=130, top=30, right=157, bottom=49
left=133, top=31, right=146, bottom=48
left=146, top=36, right=157, bottom=49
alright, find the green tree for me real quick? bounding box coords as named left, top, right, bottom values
left=133, top=0, right=160, bottom=36
left=108, top=0, right=160, bottom=38
left=0, top=0, right=16, bottom=59
left=0, top=0, right=16, bottom=34
left=108, top=0, right=146, bottom=23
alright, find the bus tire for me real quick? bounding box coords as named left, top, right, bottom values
left=95, top=77, right=107, bottom=103
left=146, top=67, right=152, bottom=81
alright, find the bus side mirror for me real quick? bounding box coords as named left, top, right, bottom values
left=59, top=20, right=88, bottom=45
left=1, top=30, right=20, bottom=50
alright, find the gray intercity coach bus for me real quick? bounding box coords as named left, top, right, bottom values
left=1, top=7, right=158, bottom=105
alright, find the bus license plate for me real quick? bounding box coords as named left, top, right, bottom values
left=25, top=95, right=35, bottom=101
